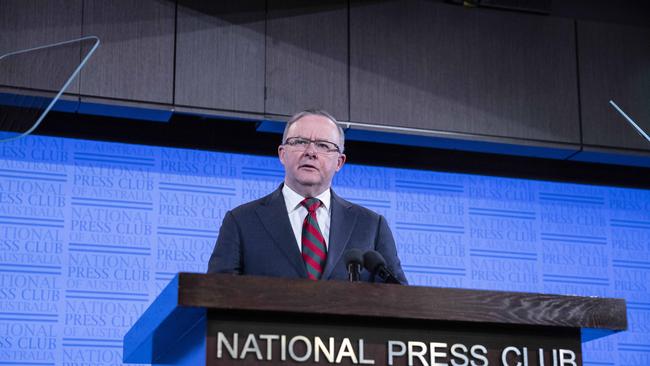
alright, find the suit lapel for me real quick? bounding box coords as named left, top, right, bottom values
left=323, top=190, right=357, bottom=279
left=255, top=187, right=307, bottom=278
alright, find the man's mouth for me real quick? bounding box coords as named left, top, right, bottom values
left=299, top=164, right=317, bottom=171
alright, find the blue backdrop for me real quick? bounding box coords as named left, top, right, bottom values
left=0, top=134, right=648, bottom=366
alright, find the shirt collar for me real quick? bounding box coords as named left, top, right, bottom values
left=282, top=184, right=331, bottom=212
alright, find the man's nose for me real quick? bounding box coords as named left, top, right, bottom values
left=303, top=141, right=318, bottom=155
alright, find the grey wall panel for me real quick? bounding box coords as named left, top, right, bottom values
left=0, top=0, right=82, bottom=93
left=175, top=1, right=265, bottom=113
left=266, top=0, right=349, bottom=120
left=350, top=0, right=580, bottom=143
left=80, top=0, right=175, bottom=103
left=578, top=21, right=650, bottom=151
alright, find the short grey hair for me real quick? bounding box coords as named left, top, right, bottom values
left=281, top=109, right=346, bottom=153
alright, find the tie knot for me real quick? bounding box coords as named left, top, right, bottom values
left=300, top=198, right=321, bottom=213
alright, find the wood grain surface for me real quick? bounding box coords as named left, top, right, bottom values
left=178, top=273, right=627, bottom=331
left=175, top=1, right=265, bottom=112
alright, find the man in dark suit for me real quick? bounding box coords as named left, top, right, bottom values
left=207, top=109, right=407, bottom=283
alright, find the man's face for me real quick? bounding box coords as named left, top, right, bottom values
left=278, top=115, right=346, bottom=197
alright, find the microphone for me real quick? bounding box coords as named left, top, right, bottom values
left=343, top=249, right=363, bottom=282
left=362, top=250, right=402, bottom=284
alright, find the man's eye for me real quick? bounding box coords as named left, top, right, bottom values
left=316, top=143, right=329, bottom=150
left=295, top=139, right=309, bottom=146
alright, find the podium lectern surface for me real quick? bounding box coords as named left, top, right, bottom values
left=124, top=273, right=626, bottom=365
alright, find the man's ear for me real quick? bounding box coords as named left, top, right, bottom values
left=278, top=145, right=286, bottom=166
left=336, top=153, right=346, bottom=171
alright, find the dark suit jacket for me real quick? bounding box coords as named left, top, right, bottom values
left=207, top=185, right=407, bottom=283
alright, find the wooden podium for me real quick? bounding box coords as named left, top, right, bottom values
left=124, top=273, right=626, bottom=365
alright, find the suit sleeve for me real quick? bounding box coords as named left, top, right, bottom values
left=375, top=215, right=408, bottom=285
left=207, top=210, right=242, bottom=274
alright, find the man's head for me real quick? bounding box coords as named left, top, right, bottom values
left=278, top=109, right=347, bottom=198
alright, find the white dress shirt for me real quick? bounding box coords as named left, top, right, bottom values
left=282, top=184, right=331, bottom=252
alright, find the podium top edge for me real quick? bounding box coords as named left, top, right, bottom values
left=176, top=273, right=627, bottom=331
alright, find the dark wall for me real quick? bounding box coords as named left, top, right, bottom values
left=1, top=0, right=649, bottom=163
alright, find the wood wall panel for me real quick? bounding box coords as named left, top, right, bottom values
left=80, top=0, right=175, bottom=103
left=175, top=1, right=265, bottom=113
left=350, top=0, right=580, bottom=143
left=578, top=21, right=650, bottom=151
left=266, top=0, right=349, bottom=120
left=0, top=0, right=82, bottom=93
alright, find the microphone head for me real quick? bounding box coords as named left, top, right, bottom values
left=343, top=248, right=364, bottom=266
left=363, top=250, right=386, bottom=273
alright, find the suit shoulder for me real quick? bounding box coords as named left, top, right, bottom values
left=229, top=196, right=266, bottom=215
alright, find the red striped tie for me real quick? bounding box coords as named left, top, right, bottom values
left=300, top=198, right=327, bottom=280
